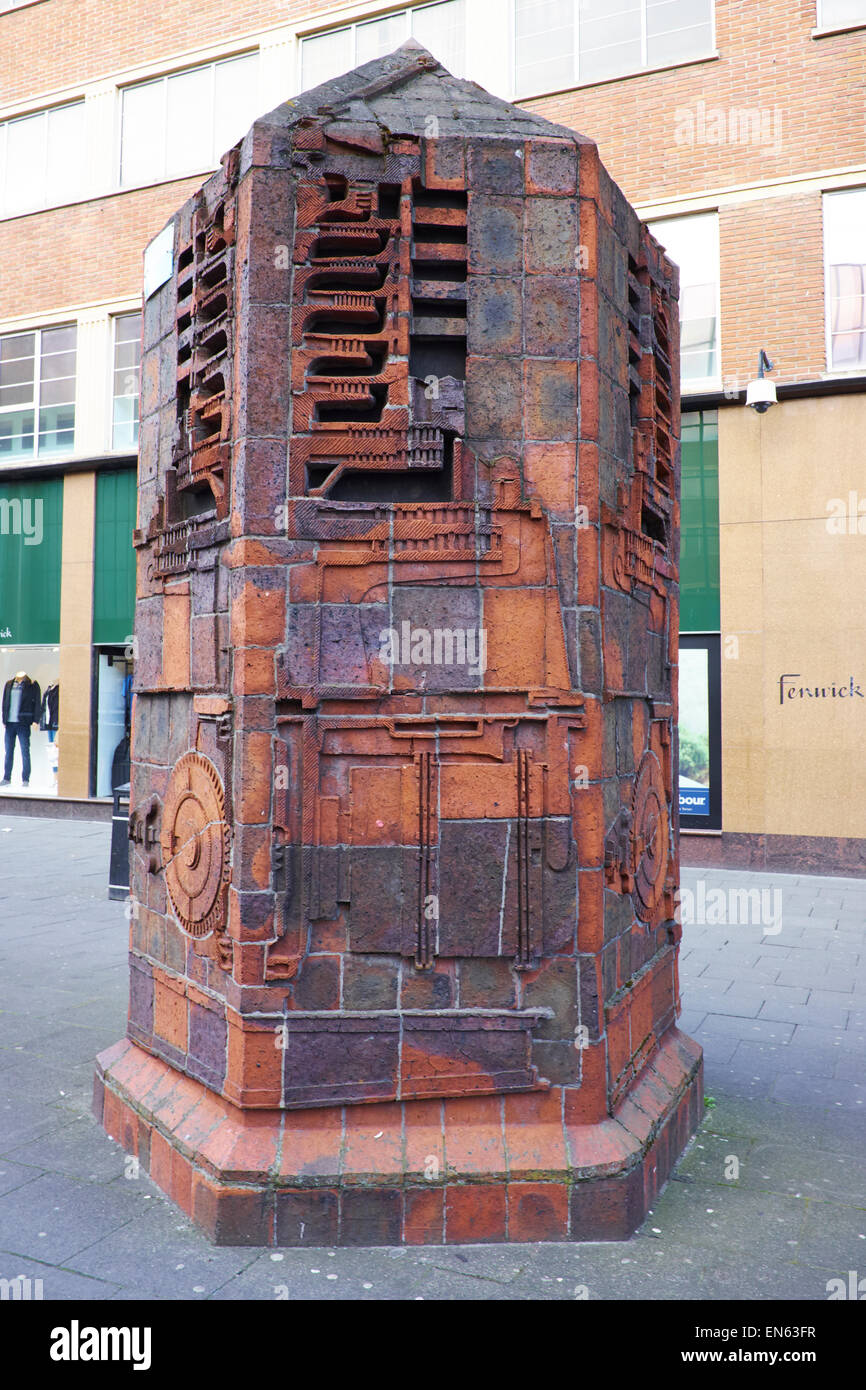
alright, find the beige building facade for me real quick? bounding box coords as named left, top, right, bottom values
left=717, top=396, right=866, bottom=862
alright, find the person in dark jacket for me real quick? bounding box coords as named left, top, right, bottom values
left=2, top=673, right=41, bottom=786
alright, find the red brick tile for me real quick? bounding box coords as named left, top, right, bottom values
left=443, top=1095, right=506, bottom=1178
left=404, top=1186, right=445, bottom=1245
left=192, top=1176, right=272, bottom=1246
left=278, top=1108, right=344, bottom=1181
left=509, top=1182, right=569, bottom=1241
left=565, top=1118, right=635, bottom=1177
left=523, top=442, right=576, bottom=518
left=195, top=1110, right=279, bottom=1182
left=275, top=1187, right=339, bottom=1246
left=445, top=1184, right=507, bottom=1243
left=342, top=1104, right=404, bottom=1182
left=152, top=973, right=188, bottom=1052
left=149, top=1128, right=173, bottom=1195
left=341, top=1187, right=402, bottom=1246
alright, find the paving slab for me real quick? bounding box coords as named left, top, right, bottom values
left=1, top=819, right=864, bottom=1301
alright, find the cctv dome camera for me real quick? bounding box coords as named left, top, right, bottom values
left=746, top=377, right=777, bottom=412
left=746, top=350, right=777, bottom=413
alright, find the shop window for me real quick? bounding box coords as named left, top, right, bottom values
left=824, top=188, right=866, bottom=371
left=93, top=648, right=133, bottom=799
left=514, top=0, right=714, bottom=96
left=0, top=476, right=63, bottom=798
left=120, top=52, right=260, bottom=188
left=112, top=314, right=141, bottom=449
left=679, top=634, right=721, bottom=829
left=0, top=324, right=76, bottom=461
left=0, top=648, right=61, bottom=795
left=647, top=212, right=720, bottom=388
left=0, top=101, right=87, bottom=217
left=300, top=1, right=466, bottom=89
left=678, top=412, right=720, bottom=830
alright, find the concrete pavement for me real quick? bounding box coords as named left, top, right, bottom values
left=0, top=814, right=864, bottom=1300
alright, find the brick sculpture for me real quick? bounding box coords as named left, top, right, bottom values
left=96, top=41, right=702, bottom=1247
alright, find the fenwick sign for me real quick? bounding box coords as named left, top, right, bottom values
left=779, top=674, right=865, bottom=704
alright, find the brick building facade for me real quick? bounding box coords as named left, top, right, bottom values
left=1, top=1, right=864, bottom=841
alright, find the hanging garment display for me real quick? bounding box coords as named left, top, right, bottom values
left=40, top=683, right=60, bottom=739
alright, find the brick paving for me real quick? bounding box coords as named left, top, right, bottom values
left=0, top=815, right=864, bottom=1300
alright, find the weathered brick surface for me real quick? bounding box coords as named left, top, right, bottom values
left=94, top=1025, right=702, bottom=1245
left=104, top=42, right=701, bottom=1245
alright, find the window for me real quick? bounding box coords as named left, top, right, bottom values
left=514, top=0, right=713, bottom=95
left=112, top=315, right=141, bottom=450
left=678, top=633, right=721, bottom=828
left=0, top=325, right=76, bottom=461
left=120, top=52, right=260, bottom=188
left=818, top=1, right=866, bottom=28
left=0, top=102, right=87, bottom=217
left=824, top=188, right=866, bottom=371
left=680, top=410, right=719, bottom=631
left=648, top=213, right=720, bottom=387
left=300, top=1, right=466, bottom=90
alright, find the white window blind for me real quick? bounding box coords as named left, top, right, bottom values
left=648, top=213, right=720, bottom=387
left=120, top=52, right=260, bottom=188
left=514, top=0, right=713, bottom=95
left=819, top=0, right=866, bottom=28
left=0, top=102, right=87, bottom=217
left=112, top=314, right=141, bottom=451
left=301, top=1, right=466, bottom=91
left=824, top=188, right=866, bottom=371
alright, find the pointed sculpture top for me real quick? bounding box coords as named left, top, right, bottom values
left=257, top=38, right=588, bottom=146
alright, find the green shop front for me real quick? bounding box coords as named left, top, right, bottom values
left=0, top=464, right=136, bottom=802
left=678, top=409, right=721, bottom=832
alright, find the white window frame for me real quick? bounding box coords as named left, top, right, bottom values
left=647, top=211, right=721, bottom=395
left=512, top=0, right=716, bottom=98
left=0, top=323, right=77, bottom=464
left=298, top=0, right=468, bottom=89
left=110, top=312, right=142, bottom=453
left=823, top=187, right=866, bottom=375
left=118, top=49, right=259, bottom=190
left=0, top=99, right=86, bottom=218
left=816, top=0, right=866, bottom=33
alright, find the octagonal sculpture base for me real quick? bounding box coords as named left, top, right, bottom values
left=94, top=1029, right=702, bottom=1246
